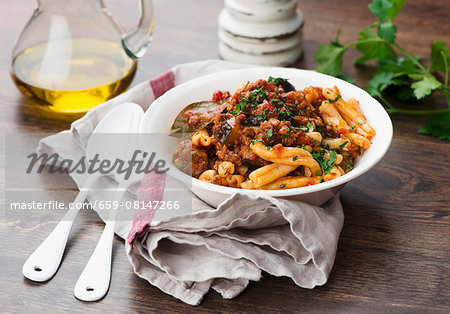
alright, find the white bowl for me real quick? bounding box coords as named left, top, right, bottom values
left=140, top=67, right=393, bottom=207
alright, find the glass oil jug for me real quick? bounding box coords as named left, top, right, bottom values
left=10, top=0, right=154, bottom=114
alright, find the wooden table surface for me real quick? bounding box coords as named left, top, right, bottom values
left=1, top=0, right=449, bottom=313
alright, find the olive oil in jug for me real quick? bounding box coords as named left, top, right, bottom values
left=11, top=38, right=137, bottom=113
left=10, top=0, right=154, bottom=115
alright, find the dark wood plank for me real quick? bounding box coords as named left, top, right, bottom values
left=1, top=0, right=449, bottom=313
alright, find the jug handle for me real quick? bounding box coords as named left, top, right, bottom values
left=121, top=0, right=154, bottom=59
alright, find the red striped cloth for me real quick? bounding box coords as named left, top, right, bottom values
left=126, top=71, right=175, bottom=244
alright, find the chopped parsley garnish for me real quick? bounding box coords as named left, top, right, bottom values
left=358, top=146, right=362, bottom=156
left=250, top=87, right=267, bottom=101
left=231, top=96, right=249, bottom=115
left=283, top=133, right=290, bottom=138
left=251, top=139, right=262, bottom=145
left=346, top=159, right=354, bottom=170
left=312, top=149, right=338, bottom=175
left=358, top=121, right=365, bottom=125
left=292, top=156, right=298, bottom=161
left=267, top=129, right=273, bottom=139
left=330, top=95, right=341, bottom=102
left=297, top=121, right=315, bottom=133
left=280, top=184, right=286, bottom=188
left=268, top=77, right=289, bottom=84
left=324, top=95, right=341, bottom=104
left=271, top=98, right=284, bottom=106
left=316, top=170, right=322, bottom=176
left=339, top=140, right=349, bottom=151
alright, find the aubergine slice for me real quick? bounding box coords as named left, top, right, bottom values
left=279, top=80, right=296, bottom=92
left=170, top=100, right=227, bottom=137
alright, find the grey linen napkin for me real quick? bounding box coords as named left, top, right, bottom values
left=126, top=192, right=343, bottom=305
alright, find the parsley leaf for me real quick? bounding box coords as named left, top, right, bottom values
left=409, top=74, right=441, bottom=99
left=267, top=129, right=273, bottom=139
left=268, top=77, right=289, bottom=84
left=251, top=87, right=268, bottom=101
left=379, top=57, right=418, bottom=74
left=369, top=0, right=392, bottom=21
left=378, top=20, right=397, bottom=43
left=418, top=111, right=450, bottom=140
left=345, top=158, right=354, bottom=170
left=339, top=141, right=349, bottom=151
left=297, top=122, right=315, bottom=133
left=367, top=71, right=396, bottom=97
left=312, top=149, right=337, bottom=175
left=271, top=98, right=284, bottom=106
left=328, top=95, right=341, bottom=103
left=387, top=0, right=407, bottom=19
left=430, top=41, right=450, bottom=73
left=369, top=0, right=407, bottom=22
left=231, top=96, right=250, bottom=115
left=355, top=28, right=396, bottom=64
left=315, top=39, right=346, bottom=76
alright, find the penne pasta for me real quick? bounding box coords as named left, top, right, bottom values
left=322, top=138, right=350, bottom=151
left=319, top=101, right=349, bottom=131
left=304, top=166, right=312, bottom=177
left=335, top=154, right=343, bottom=165
left=240, top=179, right=256, bottom=189
left=323, top=87, right=375, bottom=138
left=347, top=132, right=371, bottom=150
left=249, top=163, right=298, bottom=188
left=258, top=176, right=321, bottom=190
left=322, top=167, right=342, bottom=182
left=250, top=142, right=321, bottom=174
left=236, top=165, right=249, bottom=176
left=306, top=132, right=322, bottom=145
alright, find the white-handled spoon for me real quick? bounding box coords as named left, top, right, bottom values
left=22, top=103, right=143, bottom=282
left=74, top=103, right=145, bottom=301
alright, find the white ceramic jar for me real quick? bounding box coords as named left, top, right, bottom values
left=218, top=0, right=303, bottom=66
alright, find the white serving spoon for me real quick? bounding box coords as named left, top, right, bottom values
left=22, top=103, right=143, bottom=282
left=74, top=104, right=145, bottom=301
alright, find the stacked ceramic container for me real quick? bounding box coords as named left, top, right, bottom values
left=218, top=0, right=303, bottom=66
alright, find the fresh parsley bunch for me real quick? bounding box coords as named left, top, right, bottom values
left=314, top=0, right=450, bottom=140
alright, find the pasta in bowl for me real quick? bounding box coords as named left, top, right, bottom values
left=141, top=67, right=392, bottom=207
left=172, top=78, right=375, bottom=190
